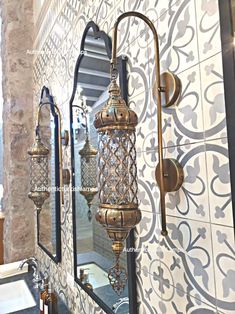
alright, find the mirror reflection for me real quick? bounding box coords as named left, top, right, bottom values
left=37, top=103, right=60, bottom=261
left=71, top=26, right=129, bottom=313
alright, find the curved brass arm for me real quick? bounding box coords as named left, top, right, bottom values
left=110, top=12, right=167, bottom=235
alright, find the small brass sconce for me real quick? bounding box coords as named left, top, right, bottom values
left=28, top=86, right=70, bottom=212
left=73, top=103, right=98, bottom=221
left=28, top=135, right=50, bottom=211
left=94, top=12, right=184, bottom=294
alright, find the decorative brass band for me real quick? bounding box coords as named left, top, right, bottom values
left=99, top=203, right=139, bottom=210
left=79, top=138, right=97, bottom=156
left=28, top=137, right=49, bottom=156
left=94, top=81, right=138, bottom=130
left=28, top=191, right=50, bottom=212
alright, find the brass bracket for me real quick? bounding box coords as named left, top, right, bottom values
left=152, top=71, right=182, bottom=236
left=62, top=169, right=70, bottom=185
left=155, top=159, right=184, bottom=193
left=153, top=72, right=181, bottom=107
left=61, top=130, right=69, bottom=146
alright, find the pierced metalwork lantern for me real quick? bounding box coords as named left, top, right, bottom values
left=94, top=80, right=141, bottom=294
left=28, top=134, right=50, bottom=212
left=79, top=136, right=98, bottom=221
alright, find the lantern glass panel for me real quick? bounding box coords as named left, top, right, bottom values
left=29, top=155, right=49, bottom=193
left=80, top=155, right=97, bottom=189
left=98, top=129, right=138, bottom=206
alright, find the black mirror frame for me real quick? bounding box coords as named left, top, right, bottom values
left=69, top=21, right=137, bottom=314
left=219, top=0, right=235, bottom=234
left=37, top=86, right=62, bottom=264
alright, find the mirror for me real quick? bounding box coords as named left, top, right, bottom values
left=37, top=87, right=61, bottom=263
left=70, top=22, right=137, bottom=314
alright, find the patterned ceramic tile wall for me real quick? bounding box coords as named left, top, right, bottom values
left=34, top=0, right=235, bottom=313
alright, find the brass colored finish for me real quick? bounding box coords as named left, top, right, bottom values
left=156, top=159, right=184, bottom=192
left=94, top=81, right=138, bottom=131
left=28, top=137, right=49, bottom=156
left=94, top=11, right=184, bottom=294
left=79, top=137, right=98, bottom=217
left=154, top=72, right=181, bottom=107
left=79, top=269, right=93, bottom=291
left=79, top=190, right=97, bottom=207
left=79, top=138, right=97, bottom=157
left=28, top=191, right=50, bottom=212
left=110, top=11, right=183, bottom=237
left=29, top=99, right=66, bottom=211
left=84, top=281, right=93, bottom=291
left=61, top=130, right=69, bottom=146
left=62, top=169, right=70, bottom=185
left=108, top=263, right=127, bottom=296
left=96, top=207, right=141, bottom=248
left=28, top=137, right=50, bottom=211
left=96, top=207, right=141, bottom=230
left=73, top=104, right=98, bottom=221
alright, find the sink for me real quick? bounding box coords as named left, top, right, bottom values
left=0, top=280, right=36, bottom=314
left=0, top=261, right=28, bottom=279
left=77, top=263, right=109, bottom=289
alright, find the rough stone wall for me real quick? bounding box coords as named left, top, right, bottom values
left=1, top=0, right=35, bottom=262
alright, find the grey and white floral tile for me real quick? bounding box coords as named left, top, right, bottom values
left=94, top=0, right=115, bottom=28
left=211, top=224, right=235, bottom=314
left=137, top=150, right=160, bottom=214
left=148, top=63, right=205, bottom=149
left=144, top=0, right=184, bottom=25
left=200, top=52, right=227, bottom=141
left=80, top=0, right=114, bottom=25
left=99, top=8, right=115, bottom=37
left=205, top=138, right=233, bottom=227
left=159, top=215, right=219, bottom=308
left=136, top=264, right=162, bottom=314
left=135, top=212, right=162, bottom=275
left=195, top=0, right=222, bottom=62
left=161, top=141, right=210, bottom=222
left=114, top=0, right=147, bottom=52
left=160, top=284, right=218, bottom=314
left=123, top=39, right=151, bottom=97
left=147, top=0, right=199, bottom=87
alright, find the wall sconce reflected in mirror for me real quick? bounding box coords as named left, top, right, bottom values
left=73, top=95, right=98, bottom=222
left=94, top=12, right=184, bottom=295
left=28, top=86, right=70, bottom=212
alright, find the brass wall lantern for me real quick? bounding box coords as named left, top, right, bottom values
left=94, top=12, right=184, bottom=294
left=73, top=102, right=98, bottom=221
left=28, top=86, right=70, bottom=212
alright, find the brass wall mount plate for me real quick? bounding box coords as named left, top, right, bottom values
left=155, top=158, right=184, bottom=192
left=153, top=72, right=181, bottom=108
left=61, top=130, right=69, bottom=146
left=62, top=169, right=70, bottom=185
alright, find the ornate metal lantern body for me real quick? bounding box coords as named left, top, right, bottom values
left=28, top=86, right=70, bottom=212
left=79, top=137, right=98, bottom=220
left=28, top=135, right=50, bottom=212
left=94, top=11, right=184, bottom=295
left=94, top=81, right=141, bottom=294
